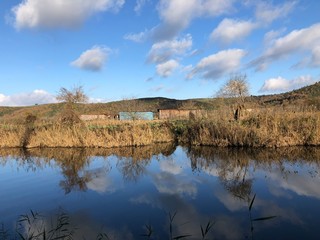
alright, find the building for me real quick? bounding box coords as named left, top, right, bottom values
left=80, top=114, right=109, bottom=121
left=119, top=112, right=154, bottom=120
left=158, top=109, right=207, bottom=120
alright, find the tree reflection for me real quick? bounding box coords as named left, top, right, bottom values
left=114, top=145, right=176, bottom=182
left=116, top=148, right=151, bottom=182
left=187, top=147, right=252, bottom=201
left=45, top=148, right=93, bottom=194
left=48, top=148, right=111, bottom=194
left=0, top=144, right=177, bottom=192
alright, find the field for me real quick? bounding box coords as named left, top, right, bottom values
left=1, top=82, right=320, bottom=148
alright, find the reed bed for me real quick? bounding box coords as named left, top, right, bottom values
left=180, top=110, right=320, bottom=147
left=0, top=110, right=320, bottom=148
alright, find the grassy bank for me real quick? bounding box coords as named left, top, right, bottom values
left=0, top=110, right=320, bottom=148
left=179, top=110, right=320, bottom=147
left=0, top=120, right=175, bottom=148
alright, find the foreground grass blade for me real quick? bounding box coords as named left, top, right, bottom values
left=249, top=194, right=256, bottom=211
left=173, top=234, right=192, bottom=239
left=201, top=220, right=214, bottom=239
left=253, top=216, right=277, bottom=221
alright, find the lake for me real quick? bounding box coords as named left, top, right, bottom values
left=1, top=145, right=320, bottom=239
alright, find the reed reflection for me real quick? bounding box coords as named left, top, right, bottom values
left=0, top=143, right=177, bottom=193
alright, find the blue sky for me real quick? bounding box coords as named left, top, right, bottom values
left=0, top=0, right=319, bottom=106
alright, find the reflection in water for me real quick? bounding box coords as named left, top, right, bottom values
left=1, top=145, right=320, bottom=239
left=0, top=144, right=176, bottom=194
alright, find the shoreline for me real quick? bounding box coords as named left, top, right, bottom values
left=1, top=111, right=320, bottom=148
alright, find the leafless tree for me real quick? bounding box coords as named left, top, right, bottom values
left=56, top=85, right=88, bottom=103
left=217, top=74, right=249, bottom=121
left=56, top=85, right=88, bottom=125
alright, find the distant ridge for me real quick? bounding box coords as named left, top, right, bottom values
left=1, top=82, right=320, bottom=120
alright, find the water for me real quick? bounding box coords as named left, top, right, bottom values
left=1, top=145, right=320, bottom=239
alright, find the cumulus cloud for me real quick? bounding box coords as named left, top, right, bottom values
left=187, top=49, right=246, bottom=80
left=153, top=0, right=235, bottom=40
left=156, top=59, right=179, bottom=77
left=259, top=75, right=316, bottom=93
left=255, top=1, right=297, bottom=24
left=147, top=34, right=192, bottom=63
left=0, top=90, right=57, bottom=106
left=251, top=23, right=320, bottom=71
left=12, top=0, right=125, bottom=29
left=210, top=18, right=257, bottom=44
left=71, top=46, right=110, bottom=71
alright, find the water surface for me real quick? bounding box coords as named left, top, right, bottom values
left=1, top=145, right=320, bottom=239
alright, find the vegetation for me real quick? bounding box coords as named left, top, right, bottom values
left=0, top=109, right=319, bottom=148
left=216, top=73, right=249, bottom=120
left=56, top=85, right=88, bottom=104
left=0, top=82, right=320, bottom=148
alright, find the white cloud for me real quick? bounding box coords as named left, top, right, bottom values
left=71, top=46, right=110, bottom=71
left=86, top=168, right=117, bottom=194
left=159, top=159, right=183, bottom=175
left=12, top=0, right=125, bottom=29
left=268, top=163, right=320, bottom=199
left=153, top=172, right=197, bottom=197
left=251, top=23, right=320, bottom=70
left=263, top=29, right=286, bottom=46
left=123, top=30, right=148, bottom=43
left=255, top=1, right=297, bottom=24
left=311, top=46, right=320, bottom=67
left=147, top=34, right=192, bottom=63
left=260, top=75, right=316, bottom=93
left=153, top=0, right=235, bottom=40
left=0, top=90, right=57, bottom=106
left=188, top=49, right=246, bottom=80
left=210, top=18, right=257, bottom=44
left=134, top=0, right=149, bottom=14
left=156, top=59, right=179, bottom=77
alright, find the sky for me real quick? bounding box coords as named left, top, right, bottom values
left=0, top=0, right=319, bottom=106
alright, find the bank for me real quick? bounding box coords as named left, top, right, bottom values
left=1, top=110, right=319, bottom=148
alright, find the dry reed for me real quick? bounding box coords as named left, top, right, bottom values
left=0, top=110, right=320, bottom=148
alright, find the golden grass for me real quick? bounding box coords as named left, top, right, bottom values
left=180, top=109, right=320, bottom=147
left=18, top=120, right=175, bottom=148
left=0, top=109, right=320, bottom=148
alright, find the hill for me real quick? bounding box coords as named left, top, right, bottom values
left=0, top=82, right=320, bottom=121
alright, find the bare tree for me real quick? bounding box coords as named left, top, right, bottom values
left=56, top=85, right=88, bottom=103
left=56, top=85, right=88, bottom=125
left=217, top=74, right=249, bottom=121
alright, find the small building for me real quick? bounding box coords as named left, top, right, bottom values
left=80, top=115, right=109, bottom=121
left=119, top=112, right=154, bottom=120
left=158, top=109, right=207, bottom=120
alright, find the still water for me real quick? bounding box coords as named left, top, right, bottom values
left=1, top=145, right=320, bottom=239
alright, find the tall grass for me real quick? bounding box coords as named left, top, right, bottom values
left=0, top=109, right=320, bottom=148
left=179, top=110, right=320, bottom=147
